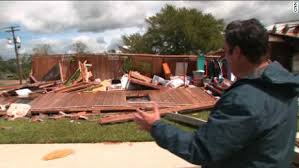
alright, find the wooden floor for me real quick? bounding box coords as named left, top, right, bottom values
left=30, top=87, right=216, bottom=113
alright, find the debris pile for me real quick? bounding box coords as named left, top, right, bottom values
left=0, top=60, right=100, bottom=121
left=0, top=55, right=234, bottom=124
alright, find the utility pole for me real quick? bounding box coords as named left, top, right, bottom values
left=5, top=26, right=23, bottom=84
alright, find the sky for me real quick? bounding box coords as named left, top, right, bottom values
left=0, top=1, right=297, bottom=59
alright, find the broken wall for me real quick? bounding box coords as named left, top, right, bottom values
left=31, top=53, right=197, bottom=81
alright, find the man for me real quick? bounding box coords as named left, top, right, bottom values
left=134, top=18, right=299, bottom=168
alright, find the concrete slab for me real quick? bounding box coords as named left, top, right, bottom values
left=0, top=142, right=200, bottom=168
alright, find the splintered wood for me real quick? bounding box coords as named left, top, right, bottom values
left=29, top=87, right=216, bottom=124
left=128, top=71, right=166, bottom=90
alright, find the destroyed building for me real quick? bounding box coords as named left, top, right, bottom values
left=0, top=53, right=219, bottom=125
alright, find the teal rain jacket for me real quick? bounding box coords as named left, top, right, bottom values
left=151, top=61, right=299, bottom=168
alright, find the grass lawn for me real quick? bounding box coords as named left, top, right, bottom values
left=0, top=118, right=152, bottom=144
left=0, top=109, right=298, bottom=144
left=0, top=112, right=209, bottom=144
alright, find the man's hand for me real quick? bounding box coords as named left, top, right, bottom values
left=133, top=102, right=160, bottom=132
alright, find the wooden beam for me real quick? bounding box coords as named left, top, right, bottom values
left=164, top=113, right=207, bottom=127
left=99, top=103, right=214, bottom=124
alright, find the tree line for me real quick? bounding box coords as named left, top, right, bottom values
left=0, top=4, right=224, bottom=79
left=0, top=55, right=31, bottom=80
left=122, top=4, right=224, bottom=54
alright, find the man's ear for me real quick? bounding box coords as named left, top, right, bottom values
left=233, top=46, right=242, bottom=58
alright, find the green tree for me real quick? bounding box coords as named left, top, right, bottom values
left=121, top=33, right=152, bottom=53
left=21, top=54, right=32, bottom=79
left=122, top=4, right=224, bottom=54
left=0, top=56, right=6, bottom=78
left=0, top=56, right=4, bottom=72
left=0, top=57, right=18, bottom=79
left=0, top=54, right=32, bottom=80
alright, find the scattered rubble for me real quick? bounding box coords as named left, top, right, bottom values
left=0, top=55, right=235, bottom=124
left=6, top=103, right=31, bottom=119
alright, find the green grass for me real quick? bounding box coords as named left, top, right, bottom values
left=0, top=118, right=153, bottom=144
left=0, top=111, right=210, bottom=144
left=0, top=110, right=297, bottom=144
left=0, top=80, right=20, bottom=86
left=0, top=116, right=202, bottom=144
left=0, top=83, right=9, bottom=86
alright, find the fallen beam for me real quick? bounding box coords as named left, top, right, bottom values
left=129, top=71, right=152, bottom=83
left=30, top=104, right=179, bottom=114
left=99, top=103, right=215, bottom=125
left=99, top=108, right=173, bottom=125
left=29, top=74, right=39, bottom=83
left=164, top=113, right=207, bottom=127
left=60, top=83, right=96, bottom=93
left=53, top=82, right=94, bottom=93
left=129, top=78, right=165, bottom=90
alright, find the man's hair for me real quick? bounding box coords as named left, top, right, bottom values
left=225, top=18, right=269, bottom=63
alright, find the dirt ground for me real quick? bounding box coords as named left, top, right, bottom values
left=0, top=142, right=200, bottom=168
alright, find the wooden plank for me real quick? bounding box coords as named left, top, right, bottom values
left=164, top=113, right=207, bottom=127
left=177, top=88, right=199, bottom=104
left=187, top=87, right=216, bottom=103
left=67, top=92, right=93, bottom=108
left=54, top=82, right=92, bottom=93
left=30, top=88, right=216, bottom=115
left=102, top=92, right=114, bottom=106
left=99, top=107, right=173, bottom=124
left=94, top=92, right=107, bottom=106
left=168, top=89, right=190, bottom=104
left=99, top=102, right=215, bottom=125
left=99, top=113, right=135, bottom=124
left=61, top=83, right=96, bottom=93
left=129, top=71, right=152, bottom=83
left=29, top=74, right=39, bottom=83
left=49, top=93, right=71, bottom=109
left=30, top=92, right=56, bottom=109
left=129, top=78, right=164, bottom=90
left=149, top=92, right=159, bottom=102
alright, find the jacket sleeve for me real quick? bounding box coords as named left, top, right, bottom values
left=150, top=91, right=259, bottom=165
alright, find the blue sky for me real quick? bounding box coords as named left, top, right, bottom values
left=0, top=1, right=297, bottom=59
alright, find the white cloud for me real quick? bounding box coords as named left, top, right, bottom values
left=0, top=38, right=15, bottom=59
left=2, top=1, right=77, bottom=33
left=71, top=35, right=106, bottom=53
left=24, top=38, right=65, bottom=54
left=159, top=1, right=297, bottom=26
left=0, top=1, right=297, bottom=59
left=107, top=37, right=123, bottom=51
left=73, top=1, right=152, bottom=32
left=0, top=1, right=295, bottom=33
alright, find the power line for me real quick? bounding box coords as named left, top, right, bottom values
left=4, top=26, right=23, bottom=84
